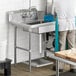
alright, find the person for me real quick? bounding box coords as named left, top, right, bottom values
left=52, top=0, right=76, bottom=72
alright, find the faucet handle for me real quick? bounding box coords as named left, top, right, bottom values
left=29, top=7, right=38, bottom=19
left=21, top=13, right=27, bottom=18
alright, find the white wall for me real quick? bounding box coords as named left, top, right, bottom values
left=0, top=0, right=25, bottom=42
left=31, top=0, right=46, bottom=11
left=0, top=0, right=28, bottom=63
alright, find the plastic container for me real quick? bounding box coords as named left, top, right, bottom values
left=0, top=40, right=7, bottom=61
left=44, top=14, right=54, bottom=22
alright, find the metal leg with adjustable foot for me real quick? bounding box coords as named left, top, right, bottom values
left=14, top=26, right=17, bottom=66
left=29, top=32, right=31, bottom=72
left=44, top=33, right=47, bottom=58
left=56, top=60, right=59, bottom=76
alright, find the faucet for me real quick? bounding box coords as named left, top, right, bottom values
left=22, top=7, right=38, bottom=20
left=22, top=13, right=28, bottom=18
left=29, top=7, right=38, bottom=19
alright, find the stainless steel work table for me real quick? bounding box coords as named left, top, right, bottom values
left=49, top=54, right=76, bottom=76
left=8, top=12, right=55, bottom=72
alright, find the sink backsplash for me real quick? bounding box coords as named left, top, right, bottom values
left=8, top=9, right=45, bottom=22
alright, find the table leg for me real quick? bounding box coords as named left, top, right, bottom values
left=14, top=26, right=17, bottom=65
left=56, top=60, right=59, bottom=76
left=44, top=33, right=47, bottom=57
left=39, top=34, right=42, bottom=54
left=29, top=32, right=31, bottom=72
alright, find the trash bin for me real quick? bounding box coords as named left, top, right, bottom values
left=0, top=40, right=7, bottom=61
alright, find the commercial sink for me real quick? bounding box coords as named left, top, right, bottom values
left=8, top=10, right=55, bottom=33
left=22, top=20, right=55, bottom=33
left=9, top=19, right=55, bottom=33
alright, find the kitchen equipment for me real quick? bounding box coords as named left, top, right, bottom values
left=29, top=6, right=38, bottom=20
left=21, top=7, right=38, bottom=23
left=8, top=10, right=55, bottom=72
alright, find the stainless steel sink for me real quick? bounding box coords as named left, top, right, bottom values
left=8, top=10, right=55, bottom=33
left=26, top=21, right=46, bottom=25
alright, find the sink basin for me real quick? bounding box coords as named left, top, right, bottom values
left=27, top=21, right=46, bottom=25
left=25, top=20, right=46, bottom=25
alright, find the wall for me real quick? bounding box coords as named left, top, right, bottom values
left=0, top=0, right=26, bottom=42
left=0, top=0, right=28, bottom=63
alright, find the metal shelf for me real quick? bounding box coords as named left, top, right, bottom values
left=24, top=58, right=53, bottom=67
